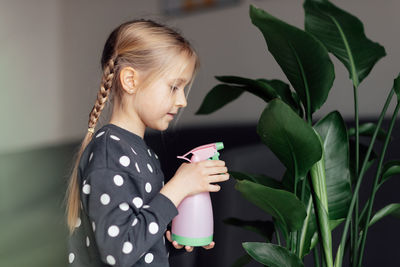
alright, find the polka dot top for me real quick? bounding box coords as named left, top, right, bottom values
left=67, top=123, right=179, bottom=266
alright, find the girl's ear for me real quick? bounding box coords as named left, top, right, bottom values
left=120, top=66, right=139, bottom=94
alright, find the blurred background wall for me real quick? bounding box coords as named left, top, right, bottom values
left=1, top=0, right=400, bottom=153
left=1, top=0, right=400, bottom=266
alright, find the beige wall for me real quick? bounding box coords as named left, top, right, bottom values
left=1, top=0, right=399, bottom=153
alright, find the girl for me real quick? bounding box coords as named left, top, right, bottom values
left=64, top=19, right=230, bottom=267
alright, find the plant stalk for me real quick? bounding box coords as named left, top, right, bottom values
left=335, top=88, right=395, bottom=267
left=309, top=143, right=333, bottom=267
left=356, top=101, right=400, bottom=267
left=352, top=83, right=360, bottom=266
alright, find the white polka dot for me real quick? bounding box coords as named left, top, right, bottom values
left=149, top=222, right=159, bottom=234
left=135, top=162, right=140, bottom=173
left=145, top=182, right=152, bottom=193
left=132, top=197, right=143, bottom=208
left=155, top=153, right=158, bottom=159
left=119, top=202, right=129, bottom=211
left=100, top=193, right=110, bottom=205
left=119, top=156, right=130, bottom=167
left=92, top=221, right=96, bottom=232
left=75, top=217, right=81, bottom=228
left=96, top=131, right=105, bottom=138
left=143, top=205, right=150, bottom=209
left=147, top=163, right=153, bottom=173
left=106, top=255, right=116, bottom=265
left=110, top=135, right=120, bottom=141
left=83, top=184, right=91, bottom=194
left=147, top=149, right=152, bottom=157
left=68, top=252, right=75, bottom=263
left=131, top=147, right=137, bottom=155
left=145, top=253, right=154, bottom=263
left=89, top=152, right=93, bottom=162
left=86, top=236, right=90, bottom=247
left=122, top=241, right=133, bottom=254
left=108, top=225, right=120, bottom=237
left=113, top=175, right=124, bottom=186
left=131, top=218, right=138, bottom=226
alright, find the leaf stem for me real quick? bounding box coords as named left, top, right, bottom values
left=352, top=84, right=360, bottom=265
left=335, top=87, right=395, bottom=267
left=356, top=101, right=400, bottom=267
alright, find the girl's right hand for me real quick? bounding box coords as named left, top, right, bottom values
left=172, top=160, right=229, bottom=198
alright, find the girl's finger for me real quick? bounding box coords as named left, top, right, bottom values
left=165, top=230, right=172, bottom=242
left=202, top=241, right=215, bottom=250
left=185, top=246, right=194, bottom=252
left=173, top=240, right=184, bottom=249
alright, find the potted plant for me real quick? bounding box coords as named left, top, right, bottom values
left=195, top=1, right=400, bottom=266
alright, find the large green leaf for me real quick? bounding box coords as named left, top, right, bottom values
left=368, top=203, right=400, bottom=227
left=348, top=122, right=391, bottom=142
left=395, top=74, right=400, bottom=101
left=257, top=98, right=322, bottom=182
left=195, top=75, right=302, bottom=115
left=304, top=0, right=386, bottom=87
left=250, top=4, right=335, bottom=115
left=378, top=161, right=400, bottom=188
left=223, top=217, right=275, bottom=241
left=314, top=111, right=352, bottom=220
left=229, top=171, right=284, bottom=189
left=213, top=75, right=277, bottom=102
left=242, top=242, right=304, bottom=267
left=235, top=179, right=307, bottom=232
left=195, top=84, right=244, bottom=114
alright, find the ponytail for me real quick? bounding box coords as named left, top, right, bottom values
left=64, top=57, right=115, bottom=235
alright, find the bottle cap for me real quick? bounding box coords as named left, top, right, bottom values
left=215, top=142, right=224, bottom=150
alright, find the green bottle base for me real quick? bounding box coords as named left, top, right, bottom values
left=171, top=233, right=213, bottom=247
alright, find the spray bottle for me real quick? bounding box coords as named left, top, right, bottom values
left=171, top=142, right=224, bottom=247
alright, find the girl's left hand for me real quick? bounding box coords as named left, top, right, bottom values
left=165, top=230, right=215, bottom=252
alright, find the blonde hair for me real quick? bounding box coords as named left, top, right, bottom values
left=63, top=18, right=200, bottom=235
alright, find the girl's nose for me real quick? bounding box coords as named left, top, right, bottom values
left=176, top=89, right=187, bottom=108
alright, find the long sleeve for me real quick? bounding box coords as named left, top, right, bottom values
left=81, top=167, right=178, bottom=266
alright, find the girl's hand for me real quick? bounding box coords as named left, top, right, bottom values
left=173, top=160, right=229, bottom=198
left=165, top=230, right=215, bottom=252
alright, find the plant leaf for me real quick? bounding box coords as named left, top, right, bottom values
left=368, top=203, right=400, bottom=227
left=379, top=160, right=400, bottom=187
left=242, top=242, right=304, bottom=267
left=395, top=74, right=400, bottom=101
left=229, top=171, right=284, bottom=189
left=304, top=0, right=386, bottom=87
left=249, top=4, right=335, bottom=115
left=214, top=75, right=278, bottom=102
left=195, top=84, right=244, bottom=114
left=257, top=98, right=322, bottom=183
left=223, top=217, right=275, bottom=241
left=235, top=179, right=307, bottom=232
left=348, top=122, right=391, bottom=142
left=314, top=111, right=352, bottom=220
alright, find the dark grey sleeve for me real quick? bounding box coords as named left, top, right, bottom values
left=82, top=167, right=178, bottom=266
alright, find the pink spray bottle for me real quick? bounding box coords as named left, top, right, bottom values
left=171, top=142, right=224, bottom=247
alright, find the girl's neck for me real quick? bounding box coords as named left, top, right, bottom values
left=108, top=111, right=145, bottom=139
